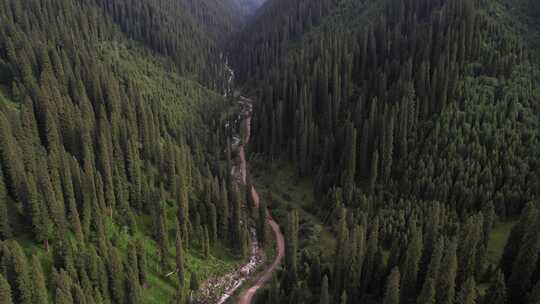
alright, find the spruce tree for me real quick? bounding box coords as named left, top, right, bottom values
left=126, top=262, right=141, bottom=304
left=529, top=281, right=540, bottom=304
left=209, top=203, right=217, bottom=243
left=342, top=123, right=356, bottom=204
left=369, top=149, right=379, bottom=192
left=401, top=220, right=423, bottom=304
left=31, top=255, right=49, bottom=304
left=416, top=277, right=436, bottom=304
left=257, top=199, right=267, bottom=246
left=231, top=184, right=242, bottom=252
left=319, top=275, right=329, bottom=304
left=0, top=273, right=13, bottom=304
left=508, top=213, right=540, bottom=304
left=108, top=248, right=125, bottom=304
left=0, top=165, right=11, bottom=239
left=455, top=277, right=476, bottom=304
left=220, top=179, right=230, bottom=240
left=484, top=270, right=506, bottom=304
left=9, top=241, right=32, bottom=304
left=436, top=238, right=458, bottom=304
left=268, top=274, right=280, bottom=304
left=136, top=239, right=148, bottom=285
left=175, top=219, right=185, bottom=287
left=285, top=210, right=299, bottom=292
left=203, top=226, right=210, bottom=258
left=383, top=267, right=400, bottom=304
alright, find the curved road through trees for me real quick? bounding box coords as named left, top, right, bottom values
left=236, top=97, right=285, bottom=304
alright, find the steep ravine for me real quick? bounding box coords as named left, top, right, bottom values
left=194, top=65, right=284, bottom=304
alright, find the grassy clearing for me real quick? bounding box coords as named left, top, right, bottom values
left=486, top=220, right=518, bottom=265
left=251, top=158, right=336, bottom=260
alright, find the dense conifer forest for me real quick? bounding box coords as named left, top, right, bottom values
left=231, top=0, right=540, bottom=303
left=0, top=0, right=538, bottom=303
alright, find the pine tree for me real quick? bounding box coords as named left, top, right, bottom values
left=175, top=219, right=185, bottom=287
left=209, top=203, right=217, bottom=243
left=484, top=270, right=506, bottom=304
left=340, top=291, right=347, bottom=304
left=309, top=254, right=322, bottom=291
left=257, top=199, right=267, bottom=246
left=108, top=248, right=125, bottom=304
left=528, top=281, right=540, bottom=304
left=319, top=275, right=329, bottom=304
left=203, top=226, right=210, bottom=258
left=268, top=274, right=280, bottom=304
left=9, top=241, right=32, bottom=304
left=0, top=273, right=13, bottom=304
left=342, top=122, right=356, bottom=204
left=369, top=149, right=379, bottom=192
left=285, top=210, right=299, bottom=292
left=383, top=267, right=400, bottom=304
left=334, top=207, right=349, bottom=298
left=31, top=255, right=49, bottom=304
left=436, top=238, right=458, bottom=304
left=220, top=179, right=230, bottom=240
left=231, top=184, right=243, bottom=252
left=417, top=277, right=436, bottom=304
left=0, top=165, right=11, bottom=239
left=126, top=261, right=141, bottom=304
left=455, top=277, right=476, bottom=304
left=401, top=220, right=423, bottom=304
left=136, top=239, right=148, bottom=285
left=508, top=212, right=540, bottom=303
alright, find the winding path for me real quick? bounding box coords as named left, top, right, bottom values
left=236, top=97, right=285, bottom=304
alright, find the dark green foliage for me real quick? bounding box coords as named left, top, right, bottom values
left=416, top=277, right=436, bottom=304
left=257, top=199, right=268, bottom=246
left=400, top=220, right=423, bottom=304
left=0, top=273, right=13, bottom=304
left=484, top=270, right=507, bottom=304
left=31, top=255, right=49, bottom=304
left=285, top=210, right=299, bottom=292
left=383, top=268, right=400, bottom=304
left=456, top=277, right=477, bottom=304
left=0, top=0, right=242, bottom=300
left=436, top=238, right=458, bottom=304
left=507, top=206, right=540, bottom=303
left=190, top=272, right=199, bottom=292
left=319, top=275, right=329, bottom=304
left=0, top=166, right=11, bottom=239
left=176, top=220, right=185, bottom=287
left=529, top=281, right=540, bottom=304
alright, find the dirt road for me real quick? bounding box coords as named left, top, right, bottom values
left=236, top=99, right=285, bottom=304
left=238, top=194, right=284, bottom=304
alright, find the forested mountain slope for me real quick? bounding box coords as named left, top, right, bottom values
left=231, top=0, right=540, bottom=303
left=0, top=0, right=255, bottom=303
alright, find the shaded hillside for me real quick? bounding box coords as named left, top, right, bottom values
left=231, top=0, right=540, bottom=303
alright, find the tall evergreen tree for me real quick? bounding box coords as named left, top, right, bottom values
left=0, top=273, right=13, bottom=304
left=0, top=165, right=11, bottom=239
left=455, top=277, right=476, bottom=304
left=400, top=220, right=423, bottom=304
left=436, top=238, right=458, bottom=304
left=484, top=270, right=506, bottom=304
left=383, top=267, right=400, bottom=304
left=176, top=219, right=185, bottom=288
left=257, top=199, right=267, bottom=246
left=319, top=275, right=329, bottom=304
left=31, top=255, right=49, bottom=304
